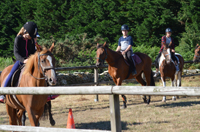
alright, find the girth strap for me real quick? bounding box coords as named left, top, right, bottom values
left=12, top=95, right=25, bottom=109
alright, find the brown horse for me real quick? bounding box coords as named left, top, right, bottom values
left=96, top=42, right=155, bottom=108
left=0, top=43, right=56, bottom=126
left=193, top=44, right=200, bottom=62
left=159, top=43, right=184, bottom=102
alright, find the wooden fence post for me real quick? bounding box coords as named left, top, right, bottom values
left=109, top=94, right=121, bottom=132
left=94, top=68, right=99, bottom=102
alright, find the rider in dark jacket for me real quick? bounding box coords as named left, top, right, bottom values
left=0, top=22, right=38, bottom=103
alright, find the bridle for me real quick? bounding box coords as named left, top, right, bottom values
left=97, top=48, right=108, bottom=63
left=29, top=52, right=55, bottom=80
left=163, top=49, right=171, bottom=62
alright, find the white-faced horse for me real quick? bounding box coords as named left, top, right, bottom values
left=159, top=44, right=184, bottom=102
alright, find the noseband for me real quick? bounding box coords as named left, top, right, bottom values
left=97, top=48, right=108, bottom=63
left=29, top=52, right=55, bottom=80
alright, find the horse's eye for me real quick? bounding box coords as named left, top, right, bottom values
left=41, top=59, right=45, bottom=63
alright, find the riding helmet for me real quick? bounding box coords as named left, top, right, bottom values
left=165, top=28, right=172, bottom=33
left=23, top=21, right=38, bottom=38
left=121, top=24, right=129, bottom=31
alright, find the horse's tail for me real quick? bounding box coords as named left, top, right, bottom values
left=41, top=102, right=49, bottom=120
left=150, top=70, right=155, bottom=86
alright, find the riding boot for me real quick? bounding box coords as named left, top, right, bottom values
left=132, top=63, right=137, bottom=75
left=0, top=95, right=5, bottom=103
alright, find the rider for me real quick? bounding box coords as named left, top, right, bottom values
left=0, top=21, right=38, bottom=103
left=154, top=28, right=179, bottom=77
left=116, top=24, right=137, bottom=75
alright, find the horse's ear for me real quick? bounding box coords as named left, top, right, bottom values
left=49, top=42, right=55, bottom=52
left=97, top=43, right=99, bottom=48
left=35, top=42, right=42, bottom=52
left=196, top=44, right=199, bottom=49
left=103, top=42, right=108, bottom=47
left=103, top=42, right=107, bottom=47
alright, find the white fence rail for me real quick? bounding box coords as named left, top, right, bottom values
left=1, top=86, right=200, bottom=132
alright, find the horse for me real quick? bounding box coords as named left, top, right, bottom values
left=159, top=43, right=184, bottom=102
left=0, top=43, right=57, bottom=126
left=193, top=44, right=200, bottom=62
left=96, top=42, right=155, bottom=108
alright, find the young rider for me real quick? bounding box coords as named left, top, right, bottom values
left=0, top=21, right=38, bottom=103
left=154, top=28, right=179, bottom=77
left=116, top=24, right=136, bottom=75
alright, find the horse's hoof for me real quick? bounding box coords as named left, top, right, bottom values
left=172, top=97, right=176, bottom=101
left=143, top=98, right=147, bottom=103
left=50, top=119, right=56, bottom=126
left=121, top=105, right=127, bottom=109
left=147, top=99, right=151, bottom=104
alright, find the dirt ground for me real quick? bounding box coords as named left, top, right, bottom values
left=1, top=76, right=200, bottom=132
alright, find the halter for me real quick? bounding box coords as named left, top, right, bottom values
left=97, top=48, right=108, bottom=63
left=29, top=52, right=55, bottom=80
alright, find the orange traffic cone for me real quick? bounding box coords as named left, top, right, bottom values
left=66, top=108, right=75, bottom=129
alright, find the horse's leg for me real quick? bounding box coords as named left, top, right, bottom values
left=161, top=76, right=167, bottom=102
left=115, top=78, right=126, bottom=109
left=135, top=73, right=147, bottom=103
left=171, top=76, right=177, bottom=101
left=22, top=111, right=26, bottom=126
left=35, top=107, right=45, bottom=126
left=17, top=109, right=24, bottom=126
left=176, top=72, right=181, bottom=99
left=6, top=104, right=17, bottom=125
left=143, top=69, right=155, bottom=104
left=26, top=106, right=37, bottom=126
left=47, top=101, right=55, bottom=126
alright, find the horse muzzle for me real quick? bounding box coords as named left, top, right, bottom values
left=48, top=77, right=57, bottom=85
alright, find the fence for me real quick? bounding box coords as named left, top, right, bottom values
left=1, top=86, right=200, bottom=132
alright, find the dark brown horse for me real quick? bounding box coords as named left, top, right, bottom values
left=0, top=43, right=56, bottom=126
left=159, top=43, right=184, bottom=102
left=96, top=42, right=155, bottom=108
left=193, top=44, right=200, bottom=62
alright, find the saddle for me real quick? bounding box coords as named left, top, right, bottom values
left=5, top=65, right=26, bottom=109
left=123, top=53, right=142, bottom=66
left=11, top=64, right=25, bottom=87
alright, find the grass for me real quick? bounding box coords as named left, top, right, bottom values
left=0, top=57, right=13, bottom=71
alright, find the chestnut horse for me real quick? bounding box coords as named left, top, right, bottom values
left=96, top=42, right=155, bottom=108
left=0, top=43, right=56, bottom=126
left=193, top=44, right=200, bottom=62
left=159, top=43, right=184, bottom=102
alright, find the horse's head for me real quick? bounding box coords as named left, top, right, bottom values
left=36, top=43, right=57, bottom=85
left=162, top=42, right=172, bottom=64
left=96, top=42, right=108, bottom=67
left=193, top=44, right=200, bottom=62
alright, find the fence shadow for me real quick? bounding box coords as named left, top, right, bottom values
left=154, top=100, right=200, bottom=108
left=76, top=121, right=129, bottom=130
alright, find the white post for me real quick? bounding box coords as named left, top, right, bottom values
left=109, top=94, right=121, bottom=132
left=94, top=68, right=99, bottom=102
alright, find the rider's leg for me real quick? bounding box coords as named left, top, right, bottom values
left=126, top=50, right=137, bottom=75
left=154, top=52, right=161, bottom=77
left=0, top=61, right=23, bottom=103
left=171, top=52, right=179, bottom=71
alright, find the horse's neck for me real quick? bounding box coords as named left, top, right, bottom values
left=159, top=53, right=165, bottom=67
left=32, top=59, right=46, bottom=86
left=105, top=48, right=122, bottom=67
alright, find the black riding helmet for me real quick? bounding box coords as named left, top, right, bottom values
left=23, top=21, right=38, bottom=38
left=121, top=24, right=129, bottom=31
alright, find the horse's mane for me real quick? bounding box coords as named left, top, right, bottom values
left=23, top=48, right=49, bottom=75
left=97, top=44, right=123, bottom=58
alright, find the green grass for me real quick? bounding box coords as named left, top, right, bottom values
left=0, top=57, right=13, bottom=71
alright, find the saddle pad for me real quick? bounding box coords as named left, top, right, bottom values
left=132, top=54, right=142, bottom=64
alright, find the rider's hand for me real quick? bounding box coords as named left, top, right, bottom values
left=23, top=59, right=28, bottom=63
left=122, top=51, right=126, bottom=55
left=171, top=49, right=175, bottom=53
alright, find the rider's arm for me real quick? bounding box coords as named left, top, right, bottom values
left=124, top=45, right=132, bottom=53
left=116, top=46, right=121, bottom=51
left=116, top=37, right=121, bottom=51
left=14, top=37, right=25, bottom=63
